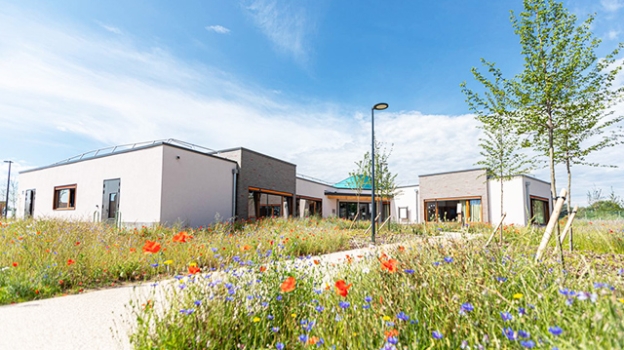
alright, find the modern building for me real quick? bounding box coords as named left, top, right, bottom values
left=16, top=139, right=552, bottom=227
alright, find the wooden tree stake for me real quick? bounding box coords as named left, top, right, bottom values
left=559, top=205, right=578, bottom=245
left=535, top=188, right=567, bottom=262
left=484, top=212, right=507, bottom=248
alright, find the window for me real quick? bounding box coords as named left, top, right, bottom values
left=530, top=196, right=550, bottom=225
left=424, top=198, right=482, bottom=223
left=53, top=185, right=77, bottom=210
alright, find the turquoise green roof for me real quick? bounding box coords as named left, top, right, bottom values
left=333, top=175, right=371, bottom=190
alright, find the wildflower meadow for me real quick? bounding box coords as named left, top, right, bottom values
left=2, top=217, right=624, bottom=349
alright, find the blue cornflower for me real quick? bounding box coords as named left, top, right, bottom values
left=444, top=257, right=454, bottom=263
left=271, top=326, right=279, bottom=333
left=232, top=256, right=241, bottom=263
left=365, top=296, right=373, bottom=303
left=276, top=295, right=283, bottom=301
left=362, top=304, right=371, bottom=309
left=276, top=343, right=284, bottom=350
left=503, top=327, right=516, bottom=341
left=150, top=263, right=159, bottom=268
left=261, top=302, right=269, bottom=308
left=387, top=336, right=399, bottom=345
left=211, top=247, right=218, bottom=253
left=299, top=334, right=308, bottom=343
left=548, top=326, right=562, bottom=336
left=404, top=269, right=415, bottom=274
left=500, top=311, right=513, bottom=321
left=460, top=302, right=474, bottom=313
left=520, top=340, right=535, bottom=348
left=225, top=296, right=233, bottom=302
left=316, top=338, right=325, bottom=346
left=432, top=331, right=443, bottom=339
left=315, top=305, right=324, bottom=313
left=339, top=301, right=350, bottom=309
left=194, top=300, right=202, bottom=306
left=518, top=330, right=529, bottom=338
left=433, top=261, right=440, bottom=267
left=496, top=276, right=508, bottom=283
left=179, top=308, right=195, bottom=315
left=381, top=343, right=397, bottom=350
left=386, top=321, right=395, bottom=327
left=267, top=314, right=274, bottom=320
left=397, top=311, right=410, bottom=321
left=518, top=307, right=526, bottom=316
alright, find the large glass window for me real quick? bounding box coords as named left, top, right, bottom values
left=425, top=198, right=482, bottom=223
left=297, top=198, right=322, bottom=217
left=338, top=202, right=371, bottom=221
left=248, top=190, right=292, bottom=219
left=53, top=185, right=77, bottom=210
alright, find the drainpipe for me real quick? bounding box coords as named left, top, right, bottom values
left=231, top=167, right=239, bottom=223
left=525, top=180, right=531, bottom=225
left=414, top=189, right=419, bottom=223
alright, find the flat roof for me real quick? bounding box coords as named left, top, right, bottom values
left=419, top=168, right=486, bottom=178
left=215, top=147, right=297, bottom=167
left=20, top=139, right=237, bottom=174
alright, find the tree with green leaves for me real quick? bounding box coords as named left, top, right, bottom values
left=461, top=62, right=531, bottom=243
left=360, top=141, right=399, bottom=226
left=509, top=0, right=624, bottom=205
left=348, top=159, right=368, bottom=222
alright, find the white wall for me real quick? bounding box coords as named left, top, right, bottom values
left=392, top=185, right=420, bottom=223
left=487, top=175, right=552, bottom=226
left=17, top=146, right=164, bottom=224
left=160, top=145, right=237, bottom=227
left=296, top=177, right=337, bottom=217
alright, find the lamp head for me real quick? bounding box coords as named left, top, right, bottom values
left=373, top=103, right=388, bottom=110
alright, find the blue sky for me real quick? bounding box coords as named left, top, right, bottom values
left=1, top=0, right=623, bottom=206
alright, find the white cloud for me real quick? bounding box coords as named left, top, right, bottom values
left=205, top=25, right=231, bottom=34
left=601, top=0, right=624, bottom=12
left=242, top=0, right=311, bottom=64
left=98, top=22, right=122, bottom=35
left=607, top=30, right=620, bottom=40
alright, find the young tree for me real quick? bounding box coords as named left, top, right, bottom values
left=360, top=141, right=399, bottom=227
left=509, top=0, right=624, bottom=204
left=348, top=159, right=368, bottom=221
left=462, top=62, right=531, bottom=243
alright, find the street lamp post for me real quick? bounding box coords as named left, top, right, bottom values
left=4, top=160, right=13, bottom=218
left=371, top=102, right=388, bottom=244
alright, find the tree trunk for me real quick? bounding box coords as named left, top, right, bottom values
left=548, top=114, right=565, bottom=267
left=566, top=157, right=573, bottom=252
left=500, top=176, right=504, bottom=245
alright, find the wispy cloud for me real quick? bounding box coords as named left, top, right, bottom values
left=241, top=0, right=311, bottom=64
left=601, top=0, right=624, bottom=12
left=97, top=22, right=122, bottom=35
left=205, top=25, right=230, bottom=34
left=607, top=29, right=621, bottom=40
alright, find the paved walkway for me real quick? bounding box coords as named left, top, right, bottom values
left=0, top=234, right=470, bottom=350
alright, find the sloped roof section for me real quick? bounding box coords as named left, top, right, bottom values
left=333, top=175, right=371, bottom=190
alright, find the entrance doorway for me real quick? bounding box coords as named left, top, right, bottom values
left=102, top=179, right=120, bottom=222
left=24, top=189, right=36, bottom=218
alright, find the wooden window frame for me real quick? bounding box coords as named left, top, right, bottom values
left=53, top=184, right=77, bottom=210
left=423, top=196, right=483, bottom=223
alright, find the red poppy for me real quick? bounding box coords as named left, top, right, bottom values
left=172, top=231, right=191, bottom=243
left=335, top=280, right=352, bottom=297
left=259, top=266, right=267, bottom=273
left=188, top=265, right=201, bottom=274
left=67, top=259, right=76, bottom=266
left=143, top=240, right=161, bottom=254
left=381, top=259, right=398, bottom=273
left=280, top=276, right=296, bottom=293
left=385, top=329, right=399, bottom=340
left=398, top=246, right=405, bottom=252
left=241, top=244, right=251, bottom=251
left=129, top=247, right=136, bottom=253
left=345, top=255, right=353, bottom=264
left=12, top=262, right=18, bottom=267
left=313, top=259, right=321, bottom=265
left=75, top=241, right=80, bottom=246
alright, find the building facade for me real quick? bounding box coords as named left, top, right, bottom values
left=16, top=139, right=552, bottom=227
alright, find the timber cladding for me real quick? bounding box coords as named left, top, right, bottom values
left=418, top=168, right=490, bottom=223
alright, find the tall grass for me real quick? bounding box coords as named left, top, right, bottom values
left=129, top=237, right=624, bottom=349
